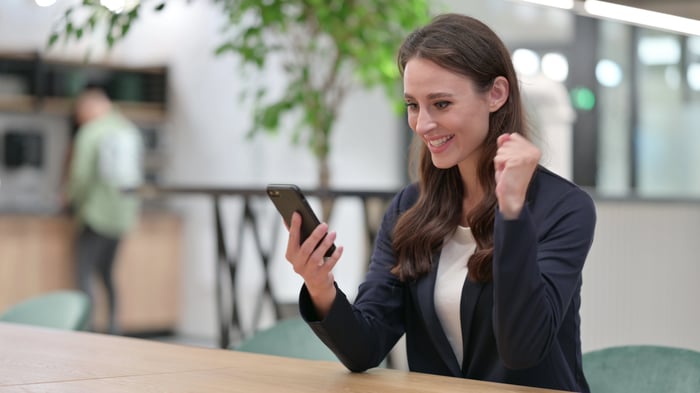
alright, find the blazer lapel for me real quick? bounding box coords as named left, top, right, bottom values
left=412, top=250, right=462, bottom=376
left=460, top=278, right=486, bottom=373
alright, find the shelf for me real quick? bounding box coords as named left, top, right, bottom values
left=0, top=94, right=35, bottom=113
left=39, top=97, right=167, bottom=124
left=0, top=52, right=168, bottom=125
left=115, top=101, right=167, bottom=125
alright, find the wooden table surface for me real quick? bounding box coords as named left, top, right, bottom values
left=0, top=322, right=569, bottom=393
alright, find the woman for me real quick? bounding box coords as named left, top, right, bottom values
left=284, top=13, right=595, bottom=393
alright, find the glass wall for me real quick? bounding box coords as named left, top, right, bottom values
left=436, top=1, right=700, bottom=199
left=596, top=20, right=632, bottom=196
left=597, top=23, right=700, bottom=198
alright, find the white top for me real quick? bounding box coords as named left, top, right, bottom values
left=434, top=225, right=476, bottom=368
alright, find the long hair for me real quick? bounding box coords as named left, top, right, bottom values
left=392, top=14, right=527, bottom=283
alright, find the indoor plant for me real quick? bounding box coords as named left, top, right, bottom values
left=50, top=0, right=431, bottom=208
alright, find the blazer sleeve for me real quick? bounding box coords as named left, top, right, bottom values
left=492, top=186, right=596, bottom=369
left=298, top=187, right=411, bottom=372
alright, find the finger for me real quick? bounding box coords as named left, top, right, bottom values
left=319, top=245, right=343, bottom=272
left=286, top=213, right=308, bottom=272
left=282, top=212, right=294, bottom=231
left=311, top=231, right=338, bottom=265
left=297, top=245, right=342, bottom=286
left=496, top=133, right=511, bottom=148
left=493, top=150, right=508, bottom=170
left=287, top=212, right=302, bottom=249
left=299, top=222, right=330, bottom=256
left=508, top=132, right=526, bottom=143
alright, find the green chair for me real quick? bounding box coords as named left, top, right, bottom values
left=234, top=317, right=339, bottom=362
left=583, top=345, right=700, bottom=393
left=0, top=290, right=91, bottom=331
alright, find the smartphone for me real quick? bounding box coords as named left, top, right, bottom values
left=266, top=184, right=336, bottom=258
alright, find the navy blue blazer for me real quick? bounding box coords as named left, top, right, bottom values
left=299, top=166, right=596, bottom=392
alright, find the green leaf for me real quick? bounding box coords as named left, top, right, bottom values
left=47, top=33, right=59, bottom=48
left=44, top=0, right=433, bottom=187
left=87, top=14, right=97, bottom=31
left=214, top=42, right=235, bottom=56
left=121, top=23, right=131, bottom=37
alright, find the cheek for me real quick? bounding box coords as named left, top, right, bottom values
left=473, top=119, right=490, bottom=143
left=471, top=109, right=492, bottom=137
left=477, top=112, right=490, bottom=131
left=407, top=113, right=417, bottom=132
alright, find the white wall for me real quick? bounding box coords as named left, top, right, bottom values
left=582, top=200, right=700, bottom=353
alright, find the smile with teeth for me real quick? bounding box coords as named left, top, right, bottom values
left=428, top=135, right=454, bottom=147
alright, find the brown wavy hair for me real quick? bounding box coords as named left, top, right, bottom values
left=392, top=14, right=527, bottom=283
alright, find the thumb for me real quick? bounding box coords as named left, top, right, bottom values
left=494, top=156, right=505, bottom=183
left=496, top=133, right=511, bottom=148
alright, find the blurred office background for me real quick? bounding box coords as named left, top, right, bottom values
left=1, top=0, right=699, bottom=363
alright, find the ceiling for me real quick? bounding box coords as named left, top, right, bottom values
left=607, top=0, right=700, bottom=21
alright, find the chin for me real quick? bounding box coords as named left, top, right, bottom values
left=430, top=157, right=456, bottom=170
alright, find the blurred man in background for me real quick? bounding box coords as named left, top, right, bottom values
left=67, top=86, right=144, bottom=334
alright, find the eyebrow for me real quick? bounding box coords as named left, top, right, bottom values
left=403, top=92, right=455, bottom=100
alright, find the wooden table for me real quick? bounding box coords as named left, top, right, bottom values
left=0, top=322, right=568, bottom=393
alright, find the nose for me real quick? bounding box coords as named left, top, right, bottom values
left=413, top=108, right=436, bottom=136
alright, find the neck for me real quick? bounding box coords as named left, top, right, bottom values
left=458, top=157, right=484, bottom=227
left=457, top=154, right=483, bottom=194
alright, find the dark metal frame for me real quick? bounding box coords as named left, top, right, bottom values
left=137, top=186, right=397, bottom=349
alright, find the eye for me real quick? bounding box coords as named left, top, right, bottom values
left=405, top=102, right=418, bottom=111
left=435, top=101, right=450, bottom=109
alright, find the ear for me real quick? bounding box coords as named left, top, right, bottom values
left=488, top=76, right=509, bottom=112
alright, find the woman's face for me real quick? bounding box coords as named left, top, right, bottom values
left=403, top=58, right=500, bottom=171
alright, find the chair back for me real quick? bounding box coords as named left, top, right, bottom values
left=583, top=345, right=700, bottom=393
left=0, top=290, right=91, bottom=331
left=235, top=317, right=338, bottom=361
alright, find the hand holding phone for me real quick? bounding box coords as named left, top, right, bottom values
left=266, top=184, right=336, bottom=258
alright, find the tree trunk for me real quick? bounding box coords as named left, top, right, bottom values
left=318, top=153, right=335, bottom=222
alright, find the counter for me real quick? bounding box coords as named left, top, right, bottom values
left=0, top=211, right=182, bottom=334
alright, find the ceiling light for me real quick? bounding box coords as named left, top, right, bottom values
left=595, top=59, right=623, bottom=87
left=541, top=53, right=569, bottom=82
left=519, top=0, right=575, bottom=10
left=584, top=0, right=700, bottom=37
left=688, top=64, right=700, bottom=91
left=638, top=36, right=681, bottom=65
left=100, top=0, right=140, bottom=13
left=512, top=49, right=540, bottom=77
left=35, top=0, right=57, bottom=6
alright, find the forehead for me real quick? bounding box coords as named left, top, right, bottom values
left=403, top=57, right=474, bottom=96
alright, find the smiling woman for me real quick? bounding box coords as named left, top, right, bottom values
left=280, top=12, right=597, bottom=393
left=402, top=57, right=503, bottom=173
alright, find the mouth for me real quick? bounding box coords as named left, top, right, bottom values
left=427, top=135, right=454, bottom=147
